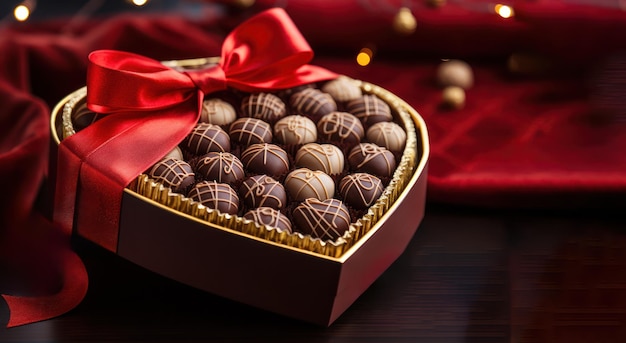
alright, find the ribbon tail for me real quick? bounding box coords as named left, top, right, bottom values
left=2, top=248, right=88, bottom=328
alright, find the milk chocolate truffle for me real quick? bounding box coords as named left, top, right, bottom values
left=241, top=93, right=286, bottom=122
left=184, top=123, right=231, bottom=155
left=285, top=168, right=335, bottom=201
left=295, top=143, right=345, bottom=175
left=321, top=76, right=362, bottom=103
left=243, top=207, right=292, bottom=233
left=290, top=88, right=337, bottom=120
left=195, top=152, right=245, bottom=185
left=229, top=118, right=273, bottom=146
left=273, top=115, right=317, bottom=145
left=339, top=173, right=384, bottom=209
left=436, top=59, right=474, bottom=90
left=240, top=143, right=290, bottom=177
left=188, top=181, right=239, bottom=215
left=200, top=98, right=237, bottom=125
left=366, top=122, right=407, bottom=153
left=292, top=198, right=351, bottom=241
left=348, top=143, right=396, bottom=178
left=239, top=175, right=287, bottom=210
left=147, top=157, right=195, bottom=193
left=317, top=112, right=364, bottom=146
left=346, top=95, right=392, bottom=128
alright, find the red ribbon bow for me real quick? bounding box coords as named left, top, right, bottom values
left=54, top=8, right=337, bottom=252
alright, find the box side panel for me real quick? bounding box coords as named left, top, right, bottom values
left=329, top=162, right=428, bottom=324
left=117, top=193, right=341, bottom=326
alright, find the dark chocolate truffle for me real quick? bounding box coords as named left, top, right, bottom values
left=229, top=117, right=273, bottom=146
left=200, top=98, right=237, bottom=125
left=292, top=198, right=351, bottom=241
left=276, top=84, right=314, bottom=100
left=348, top=143, right=396, bottom=178
left=289, top=88, right=337, bottom=120
left=147, top=157, right=195, bottom=193
left=366, top=122, right=407, bottom=153
left=317, top=112, right=364, bottom=146
left=285, top=168, right=335, bottom=201
left=239, top=175, right=287, bottom=210
left=243, top=207, right=292, bottom=233
left=339, top=173, right=384, bottom=209
left=345, top=94, right=392, bottom=128
left=73, top=103, right=100, bottom=131
left=184, top=123, right=231, bottom=155
left=295, top=143, right=344, bottom=175
left=321, top=76, right=362, bottom=103
left=195, top=152, right=245, bottom=185
left=188, top=181, right=239, bottom=215
left=241, top=93, right=286, bottom=122
left=273, top=115, right=317, bottom=145
left=240, top=143, right=290, bottom=177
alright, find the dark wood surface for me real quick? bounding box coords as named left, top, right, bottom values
left=2, top=204, right=626, bottom=343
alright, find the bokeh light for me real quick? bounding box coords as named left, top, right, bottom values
left=356, top=48, right=373, bottom=67
left=14, top=5, right=30, bottom=21
left=495, top=4, right=514, bottom=19
left=132, top=0, right=149, bottom=6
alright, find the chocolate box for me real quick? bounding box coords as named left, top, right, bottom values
left=51, top=61, right=429, bottom=326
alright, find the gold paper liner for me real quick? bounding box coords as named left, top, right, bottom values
left=52, top=62, right=423, bottom=259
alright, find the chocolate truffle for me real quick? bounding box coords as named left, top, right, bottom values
left=284, top=168, right=335, bottom=201
left=229, top=118, right=273, bottom=146
left=195, top=152, right=245, bottom=185
left=317, top=112, right=364, bottom=146
left=243, top=207, right=292, bottom=233
left=273, top=115, right=317, bottom=145
left=366, top=122, right=407, bottom=153
left=339, top=173, right=384, bottom=209
left=73, top=103, right=100, bottom=131
left=184, top=123, right=231, bottom=155
left=241, top=93, right=286, bottom=122
left=239, top=175, right=287, bottom=210
left=348, top=143, right=396, bottom=178
left=240, top=143, right=290, bottom=177
left=147, top=157, right=195, bottom=193
left=162, top=146, right=184, bottom=160
left=436, top=59, right=474, bottom=90
left=346, top=95, right=392, bottom=128
left=289, top=88, right=337, bottom=120
left=276, top=84, right=314, bottom=100
left=188, top=181, right=239, bottom=215
left=295, top=143, right=345, bottom=175
left=321, top=76, right=362, bottom=103
left=200, top=98, right=237, bottom=125
left=292, top=198, right=351, bottom=241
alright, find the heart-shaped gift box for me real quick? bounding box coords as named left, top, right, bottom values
left=50, top=8, right=429, bottom=326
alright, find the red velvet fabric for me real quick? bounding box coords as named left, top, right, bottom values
left=2, top=0, right=626, bottom=328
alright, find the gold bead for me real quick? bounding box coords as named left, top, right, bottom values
left=233, top=0, right=255, bottom=8
left=426, top=0, right=446, bottom=8
left=393, top=7, right=417, bottom=35
left=441, top=86, right=465, bottom=110
left=507, top=53, right=551, bottom=76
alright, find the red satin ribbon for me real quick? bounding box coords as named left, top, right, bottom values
left=53, top=8, right=337, bottom=252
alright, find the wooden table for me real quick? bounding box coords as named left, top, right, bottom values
left=2, top=204, right=626, bottom=342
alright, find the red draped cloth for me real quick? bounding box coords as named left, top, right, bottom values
left=2, top=0, right=626, bottom=328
